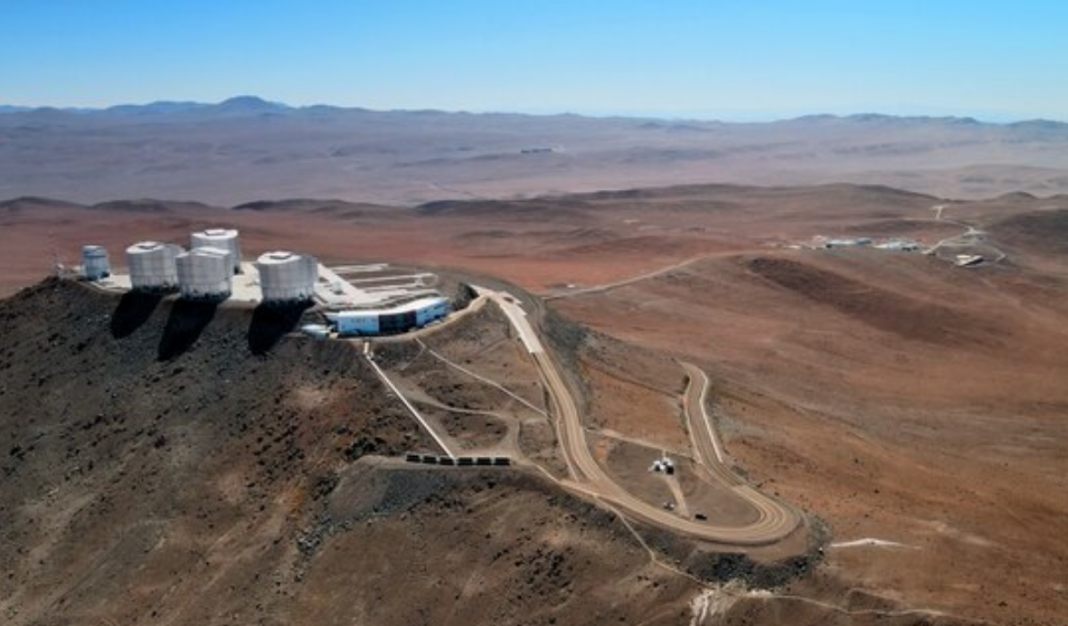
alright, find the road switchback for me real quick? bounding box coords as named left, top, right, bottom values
left=478, top=286, right=802, bottom=546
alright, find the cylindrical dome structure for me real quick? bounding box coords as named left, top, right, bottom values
left=255, top=251, right=318, bottom=304
left=81, top=245, right=111, bottom=280
left=127, top=242, right=182, bottom=292
left=191, top=228, right=241, bottom=274
left=176, top=246, right=232, bottom=300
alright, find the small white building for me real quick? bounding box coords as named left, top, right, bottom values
left=649, top=457, right=676, bottom=475
left=826, top=237, right=873, bottom=248
left=81, top=245, right=111, bottom=280
left=335, top=296, right=450, bottom=336
left=875, top=238, right=920, bottom=252
left=256, top=251, right=318, bottom=304
left=176, top=246, right=233, bottom=300
left=191, top=228, right=241, bottom=274
left=127, top=241, right=183, bottom=292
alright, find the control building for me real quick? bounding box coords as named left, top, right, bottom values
left=335, top=296, right=450, bottom=336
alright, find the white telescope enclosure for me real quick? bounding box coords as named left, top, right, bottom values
left=191, top=228, right=241, bottom=274
left=176, top=246, right=233, bottom=300
left=81, top=245, right=111, bottom=280
left=255, top=251, right=318, bottom=303
left=127, top=241, right=182, bottom=291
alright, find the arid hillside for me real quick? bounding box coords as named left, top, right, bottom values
left=1, top=183, right=1066, bottom=624
left=0, top=278, right=997, bottom=626
left=3, top=182, right=1039, bottom=298
left=553, top=252, right=1068, bottom=626
left=0, top=280, right=708, bottom=625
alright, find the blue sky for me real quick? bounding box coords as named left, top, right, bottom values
left=1, top=1, right=1065, bottom=121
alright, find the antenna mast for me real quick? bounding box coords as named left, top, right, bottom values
left=49, top=229, right=65, bottom=276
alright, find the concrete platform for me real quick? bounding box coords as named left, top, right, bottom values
left=90, top=261, right=442, bottom=310
left=315, top=264, right=441, bottom=309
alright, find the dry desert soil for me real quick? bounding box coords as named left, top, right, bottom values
left=1, top=183, right=1067, bottom=625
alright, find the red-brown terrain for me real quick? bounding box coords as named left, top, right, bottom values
left=2, top=183, right=1067, bottom=625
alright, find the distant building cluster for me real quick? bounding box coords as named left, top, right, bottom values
left=805, top=236, right=921, bottom=252
left=793, top=233, right=993, bottom=268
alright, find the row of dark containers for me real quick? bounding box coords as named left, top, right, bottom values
left=405, top=453, right=512, bottom=467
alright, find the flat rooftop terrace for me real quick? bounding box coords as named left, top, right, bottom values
left=90, top=262, right=442, bottom=309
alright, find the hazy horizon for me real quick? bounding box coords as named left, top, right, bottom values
left=2, top=1, right=1065, bottom=122
left=1, top=94, right=1063, bottom=126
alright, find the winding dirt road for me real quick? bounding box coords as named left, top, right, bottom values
left=680, top=363, right=726, bottom=467
left=480, top=286, right=801, bottom=546
left=543, top=255, right=708, bottom=301
left=679, top=362, right=801, bottom=541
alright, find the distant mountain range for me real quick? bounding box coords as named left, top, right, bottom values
left=2, top=96, right=1067, bottom=204
left=1, top=95, right=1065, bottom=128
left=0, top=96, right=292, bottom=118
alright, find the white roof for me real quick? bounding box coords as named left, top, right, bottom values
left=336, top=296, right=448, bottom=318
left=257, top=250, right=305, bottom=264
left=195, top=228, right=238, bottom=238
left=127, top=241, right=164, bottom=253
left=178, top=246, right=229, bottom=259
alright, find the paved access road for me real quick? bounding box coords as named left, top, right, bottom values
left=479, top=286, right=801, bottom=546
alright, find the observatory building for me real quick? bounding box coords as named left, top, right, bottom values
left=81, top=245, right=111, bottom=280
left=176, top=247, right=233, bottom=300
left=335, top=296, right=450, bottom=336
left=126, top=242, right=182, bottom=292
left=83, top=234, right=455, bottom=338
left=191, top=228, right=241, bottom=274
left=255, top=251, right=318, bottom=304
